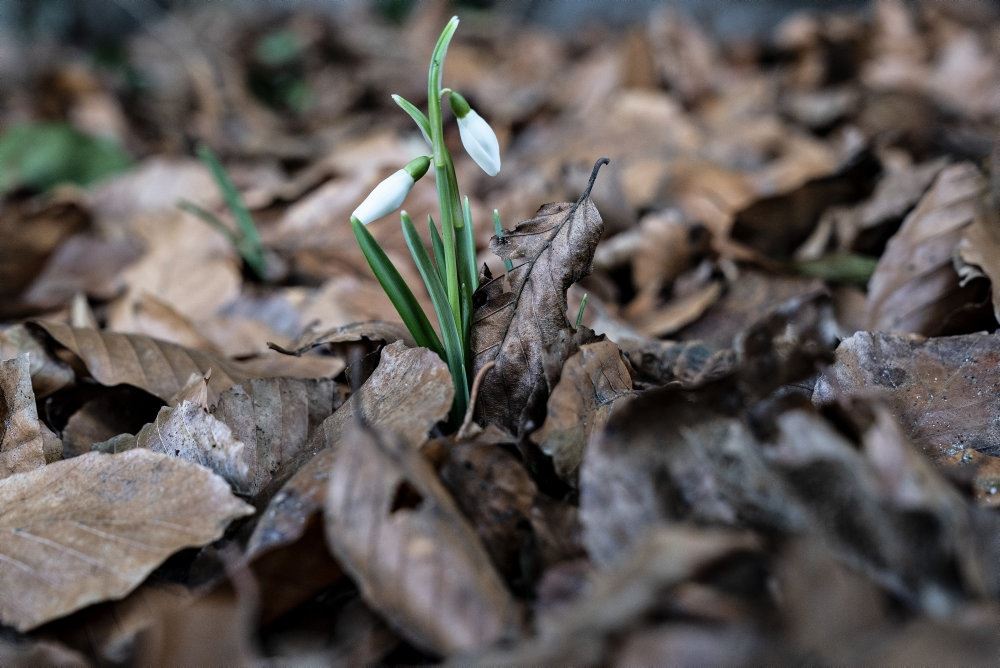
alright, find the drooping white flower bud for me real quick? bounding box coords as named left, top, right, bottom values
left=449, top=91, right=501, bottom=177
left=351, top=156, right=430, bottom=225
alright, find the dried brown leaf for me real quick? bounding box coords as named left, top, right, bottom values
left=98, top=401, right=250, bottom=491
left=324, top=419, right=522, bottom=654
left=866, top=163, right=988, bottom=335
left=0, top=449, right=253, bottom=631
left=31, top=322, right=338, bottom=405
left=211, top=377, right=343, bottom=499
left=1, top=355, right=52, bottom=478
left=0, top=324, right=76, bottom=398
left=532, top=339, right=633, bottom=484
left=472, top=159, right=607, bottom=433
left=246, top=343, right=451, bottom=559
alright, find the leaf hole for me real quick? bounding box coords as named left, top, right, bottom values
left=389, top=480, right=424, bottom=514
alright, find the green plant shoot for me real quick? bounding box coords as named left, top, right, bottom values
left=349, top=16, right=503, bottom=423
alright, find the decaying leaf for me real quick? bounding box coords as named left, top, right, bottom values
left=98, top=400, right=250, bottom=491
left=438, top=434, right=584, bottom=581
left=532, top=339, right=633, bottom=484
left=1, top=354, right=53, bottom=477
left=211, top=377, right=343, bottom=499
left=324, top=419, right=522, bottom=655
left=246, top=343, right=452, bottom=559
left=866, top=163, right=988, bottom=335
left=814, top=330, right=1000, bottom=461
left=956, top=190, right=1000, bottom=322
left=0, top=449, right=253, bottom=631
left=0, top=324, right=76, bottom=398
left=471, top=159, right=608, bottom=434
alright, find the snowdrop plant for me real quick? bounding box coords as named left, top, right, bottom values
left=350, top=16, right=503, bottom=422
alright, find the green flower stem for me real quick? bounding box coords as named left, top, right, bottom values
left=427, top=17, right=462, bottom=329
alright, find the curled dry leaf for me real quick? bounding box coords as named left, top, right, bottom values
left=814, top=330, right=1000, bottom=461
left=866, top=162, right=988, bottom=335
left=0, top=449, right=253, bottom=631
left=0, top=324, right=75, bottom=398
left=956, top=192, right=1000, bottom=322
left=212, top=377, right=343, bottom=500
left=98, top=401, right=250, bottom=491
left=30, top=322, right=338, bottom=405
left=324, top=419, right=522, bottom=655
left=472, top=159, right=607, bottom=434
left=439, top=434, right=584, bottom=581
left=0, top=355, right=51, bottom=478
left=246, top=343, right=452, bottom=559
left=532, top=339, right=634, bottom=484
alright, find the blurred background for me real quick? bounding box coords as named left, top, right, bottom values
left=2, top=0, right=998, bottom=347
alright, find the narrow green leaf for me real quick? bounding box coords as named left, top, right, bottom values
left=195, top=144, right=267, bottom=280
left=493, top=208, right=514, bottom=272
left=177, top=199, right=239, bottom=244
left=428, top=214, right=447, bottom=286
left=351, top=216, right=443, bottom=355
left=458, top=195, right=479, bottom=297
left=392, top=94, right=432, bottom=144
left=575, top=293, right=589, bottom=328
left=794, top=252, right=879, bottom=286
left=401, top=212, right=469, bottom=419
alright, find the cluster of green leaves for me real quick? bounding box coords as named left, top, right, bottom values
left=352, top=17, right=478, bottom=423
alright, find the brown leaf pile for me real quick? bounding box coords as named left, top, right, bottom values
left=2, top=0, right=1000, bottom=663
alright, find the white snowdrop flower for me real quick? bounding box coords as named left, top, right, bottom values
left=449, top=91, right=500, bottom=176
left=351, top=156, right=430, bottom=224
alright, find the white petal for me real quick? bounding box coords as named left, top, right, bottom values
left=458, top=110, right=501, bottom=176
left=351, top=170, right=414, bottom=224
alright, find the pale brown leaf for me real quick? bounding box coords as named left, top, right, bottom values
left=0, top=449, right=253, bottom=631
left=0, top=324, right=76, bottom=398
left=324, top=419, right=522, bottom=654
left=211, top=377, right=343, bottom=499
left=866, top=162, right=988, bottom=335
left=1, top=355, right=51, bottom=478
left=532, top=339, right=633, bottom=484
left=99, top=401, right=250, bottom=491
left=472, top=159, right=607, bottom=433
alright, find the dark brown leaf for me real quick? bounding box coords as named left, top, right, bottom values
left=471, top=159, right=607, bottom=433
left=531, top=339, right=634, bottom=484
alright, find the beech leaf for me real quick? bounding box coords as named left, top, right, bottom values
left=865, top=163, right=988, bottom=335
left=471, top=158, right=608, bottom=433
left=531, top=339, right=634, bottom=484
left=0, top=449, right=253, bottom=631
left=246, top=343, right=452, bottom=559
left=0, top=355, right=51, bottom=478
left=324, top=419, right=522, bottom=654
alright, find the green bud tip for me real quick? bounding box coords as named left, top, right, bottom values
left=403, top=155, right=431, bottom=181
left=448, top=91, right=471, bottom=119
